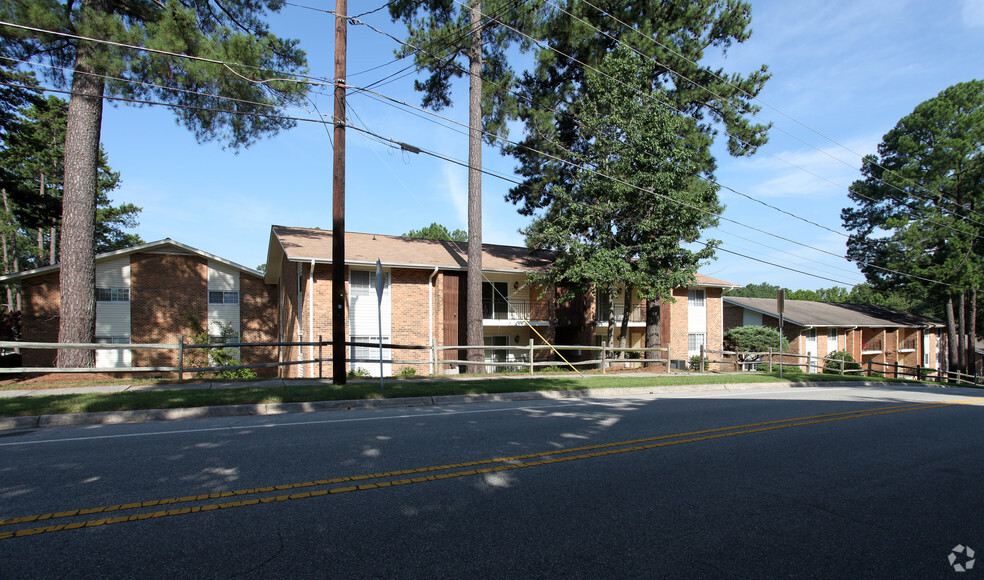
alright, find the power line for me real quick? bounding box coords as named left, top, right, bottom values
left=0, top=19, right=332, bottom=88
left=466, top=0, right=984, bottom=236
left=3, top=14, right=959, bottom=289
left=342, top=14, right=956, bottom=289
left=553, top=0, right=984, bottom=227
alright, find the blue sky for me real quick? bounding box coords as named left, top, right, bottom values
left=88, top=0, right=984, bottom=290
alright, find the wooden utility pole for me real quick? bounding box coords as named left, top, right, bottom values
left=332, top=0, right=347, bottom=384
left=465, top=0, right=484, bottom=373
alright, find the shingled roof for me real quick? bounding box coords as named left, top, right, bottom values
left=265, top=225, right=738, bottom=288
left=724, top=296, right=943, bottom=328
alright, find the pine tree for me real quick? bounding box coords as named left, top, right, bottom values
left=4, top=0, right=309, bottom=366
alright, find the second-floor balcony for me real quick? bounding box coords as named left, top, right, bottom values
left=482, top=299, right=551, bottom=323
left=596, top=304, right=645, bottom=324
left=861, top=339, right=883, bottom=354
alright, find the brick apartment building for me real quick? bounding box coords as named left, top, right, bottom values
left=723, top=297, right=945, bottom=374
left=2, top=226, right=738, bottom=378
left=2, top=239, right=276, bottom=374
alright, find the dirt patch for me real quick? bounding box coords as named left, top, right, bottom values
left=0, top=373, right=176, bottom=390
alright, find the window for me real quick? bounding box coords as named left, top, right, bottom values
left=688, top=289, right=705, bottom=307
left=208, top=291, right=239, bottom=304
left=351, top=270, right=388, bottom=297
left=350, top=336, right=390, bottom=365
left=96, top=336, right=131, bottom=344
left=482, top=282, right=509, bottom=319
left=827, top=328, right=838, bottom=353
left=688, top=332, right=706, bottom=354
left=96, top=287, right=129, bottom=302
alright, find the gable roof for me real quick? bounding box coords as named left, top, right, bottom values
left=265, top=225, right=739, bottom=289
left=0, top=239, right=263, bottom=283
left=723, top=296, right=943, bottom=329
left=265, top=226, right=553, bottom=283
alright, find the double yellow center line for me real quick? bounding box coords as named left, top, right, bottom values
left=0, top=401, right=968, bottom=540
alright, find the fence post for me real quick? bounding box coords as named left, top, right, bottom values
left=318, top=335, right=323, bottom=379
left=893, top=360, right=898, bottom=379
left=528, top=339, right=535, bottom=376
left=601, top=341, right=607, bottom=374
left=432, top=339, right=438, bottom=376
left=178, top=335, right=184, bottom=381
left=665, top=343, right=671, bottom=374
left=699, top=344, right=705, bottom=373
left=866, top=359, right=872, bottom=377
left=768, top=348, right=772, bottom=372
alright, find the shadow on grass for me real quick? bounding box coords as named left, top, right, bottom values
left=0, top=372, right=944, bottom=418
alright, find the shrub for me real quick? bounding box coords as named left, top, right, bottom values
left=756, top=362, right=803, bottom=374
left=823, top=351, right=862, bottom=375
left=688, top=355, right=707, bottom=371
left=348, top=367, right=371, bottom=378
left=397, top=366, right=417, bottom=378
left=723, top=326, right=789, bottom=364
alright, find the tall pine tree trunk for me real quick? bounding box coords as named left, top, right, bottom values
left=617, top=285, right=632, bottom=356
left=465, top=0, right=484, bottom=373
left=645, top=297, right=661, bottom=368
left=1, top=188, right=12, bottom=311
left=58, top=1, right=107, bottom=367
left=945, top=294, right=959, bottom=375
left=970, top=289, right=978, bottom=375
left=959, top=290, right=967, bottom=373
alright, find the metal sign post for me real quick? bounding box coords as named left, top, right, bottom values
left=376, top=259, right=384, bottom=392
left=777, top=289, right=785, bottom=379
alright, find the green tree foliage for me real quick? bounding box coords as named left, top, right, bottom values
left=507, top=0, right=771, bottom=216
left=0, top=42, right=41, bottom=136
left=723, top=325, right=788, bottom=364
left=842, top=80, right=984, bottom=373
left=507, top=1, right=770, bottom=351
left=725, top=282, right=784, bottom=299
left=388, top=0, right=531, bottom=141
left=403, top=223, right=467, bottom=242
left=726, top=282, right=930, bottom=316
left=0, top=96, right=140, bottom=260
left=523, top=47, right=722, bottom=348
left=822, top=351, right=861, bottom=375
left=4, top=0, right=309, bottom=366
left=0, top=94, right=140, bottom=309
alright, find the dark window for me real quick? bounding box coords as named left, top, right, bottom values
left=209, top=291, right=239, bottom=304
left=96, top=288, right=129, bottom=302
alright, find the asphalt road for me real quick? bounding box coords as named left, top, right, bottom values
left=1, top=384, right=982, bottom=578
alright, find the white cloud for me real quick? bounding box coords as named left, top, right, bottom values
left=443, top=164, right=468, bottom=225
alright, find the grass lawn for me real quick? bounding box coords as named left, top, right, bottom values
left=0, top=371, right=926, bottom=418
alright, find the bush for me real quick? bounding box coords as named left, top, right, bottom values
left=823, top=351, right=862, bottom=375
left=688, top=355, right=707, bottom=371
left=756, top=362, right=803, bottom=374
left=723, top=326, right=789, bottom=362
left=397, top=366, right=417, bottom=378
left=348, top=367, right=371, bottom=378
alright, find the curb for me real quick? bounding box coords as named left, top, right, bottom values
left=0, top=380, right=919, bottom=431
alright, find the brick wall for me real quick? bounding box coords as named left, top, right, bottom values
left=390, top=268, right=433, bottom=375
left=668, top=287, right=688, bottom=365
left=130, top=253, right=208, bottom=369
left=280, top=257, right=299, bottom=377
left=21, top=271, right=60, bottom=367
left=17, top=251, right=281, bottom=376
left=706, top=288, right=724, bottom=367
left=240, top=273, right=278, bottom=377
